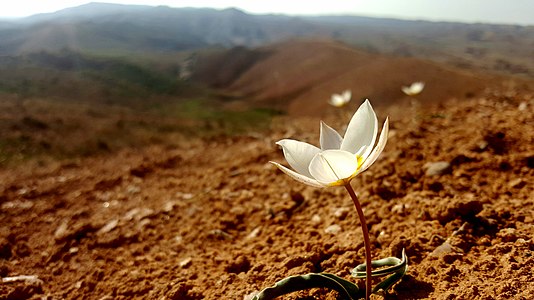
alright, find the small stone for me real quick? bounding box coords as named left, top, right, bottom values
left=477, top=141, right=489, bottom=151
left=508, top=178, right=526, bottom=189
left=179, top=257, right=192, bottom=268
left=163, top=201, right=176, bottom=212
left=423, top=161, right=451, bottom=176
left=98, top=219, right=119, bottom=234
left=137, top=219, right=151, bottom=230
left=126, top=185, right=140, bottom=194
left=430, top=241, right=454, bottom=256
left=123, top=207, right=154, bottom=221
left=515, top=238, right=528, bottom=246
left=430, top=241, right=463, bottom=264
left=333, top=207, right=350, bottom=219
left=311, top=214, right=322, bottom=223
left=246, top=227, right=261, bottom=240
left=54, top=222, right=69, bottom=240
left=325, top=224, right=341, bottom=234
left=54, top=222, right=95, bottom=243
left=1, top=200, right=34, bottom=210
left=391, top=203, right=405, bottom=214
left=208, top=229, right=232, bottom=240
left=2, top=275, right=42, bottom=284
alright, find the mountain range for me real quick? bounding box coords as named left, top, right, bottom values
left=1, top=2, right=533, bottom=78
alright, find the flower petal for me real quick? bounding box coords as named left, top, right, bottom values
left=402, top=82, right=424, bottom=96
left=360, top=117, right=389, bottom=173
left=270, top=162, right=324, bottom=188
left=309, top=150, right=359, bottom=186
left=340, top=99, right=378, bottom=158
left=342, top=90, right=352, bottom=102
left=276, top=139, right=320, bottom=178
left=401, top=86, right=413, bottom=96
left=320, top=121, right=343, bottom=150
left=412, top=82, right=425, bottom=94
left=329, top=94, right=345, bottom=107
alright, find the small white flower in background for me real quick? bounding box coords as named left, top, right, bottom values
left=401, top=82, right=425, bottom=96
left=328, top=89, right=352, bottom=107
left=271, top=99, right=388, bottom=187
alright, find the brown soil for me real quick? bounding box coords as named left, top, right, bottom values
left=1, top=90, right=533, bottom=299
left=218, top=39, right=533, bottom=116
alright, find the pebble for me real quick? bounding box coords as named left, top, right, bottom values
left=179, top=257, right=192, bottom=268
left=126, top=185, right=140, bottom=194
left=1, top=200, right=34, bottom=210
left=53, top=222, right=69, bottom=240
left=2, top=275, right=42, bottom=284
left=423, top=161, right=451, bottom=176
left=508, top=178, right=526, bottom=189
left=391, top=203, right=406, bottom=214
left=430, top=241, right=454, bottom=256
left=325, top=224, right=341, bottom=234
left=182, top=193, right=194, bottom=200
left=208, top=229, right=233, bottom=240
left=333, top=207, right=350, bottom=219
left=123, top=207, right=154, bottom=221
left=163, top=201, right=176, bottom=212
left=98, top=219, right=119, bottom=234
left=246, top=227, right=261, bottom=240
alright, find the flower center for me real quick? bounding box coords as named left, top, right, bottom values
left=308, top=150, right=361, bottom=186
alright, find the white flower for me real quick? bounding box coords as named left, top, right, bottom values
left=328, top=89, right=352, bottom=107
left=401, top=82, right=425, bottom=96
left=271, top=99, right=389, bottom=187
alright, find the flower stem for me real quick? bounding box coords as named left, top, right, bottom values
left=344, top=183, right=372, bottom=300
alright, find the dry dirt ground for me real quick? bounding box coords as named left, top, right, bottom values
left=1, top=91, right=533, bottom=299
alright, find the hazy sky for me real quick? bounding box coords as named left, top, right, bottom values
left=1, top=0, right=533, bottom=25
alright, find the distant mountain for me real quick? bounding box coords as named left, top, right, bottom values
left=1, top=3, right=317, bottom=54
left=0, top=2, right=532, bottom=78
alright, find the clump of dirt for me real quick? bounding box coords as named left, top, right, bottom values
left=0, top=90, right=533, bottom=299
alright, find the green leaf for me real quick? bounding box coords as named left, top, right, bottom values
left=252, top=273, right=364, bottom=300
left=251, top=250, right=408, bottom=299
left=351, top=249, right=408, bottom=293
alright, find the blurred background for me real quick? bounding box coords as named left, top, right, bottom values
left=0, top=0, right=532, bottom=166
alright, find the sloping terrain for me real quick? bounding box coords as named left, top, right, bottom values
left=1, top=86, right=532, bottom=299
left=214, top=39, right=532, bottom=116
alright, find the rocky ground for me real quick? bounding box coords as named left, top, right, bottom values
left=0, top=90, right=533, bottom=299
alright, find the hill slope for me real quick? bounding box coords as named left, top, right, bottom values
left=201, top=39, right=531, bottom=116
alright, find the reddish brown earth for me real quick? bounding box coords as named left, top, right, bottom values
left=217, top=39, right=533, bottom=116
left=1, top=89, right=533, bottom=299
